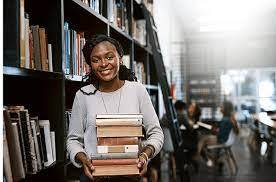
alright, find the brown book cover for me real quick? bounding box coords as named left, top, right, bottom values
left=4, top=110, right=26, bottom=181
left=92, top=159, right=137, bottom=166
left=97, top=126, right=143, bottom=137
left=97, top=145, right=138, bottom=153
left=93, top=164, right=139, bottom=176
left=38, top=28, right=49, bottom=71
left=97, top=137, right=139, bottom=146
left=31, top=25, right=41, bottom=70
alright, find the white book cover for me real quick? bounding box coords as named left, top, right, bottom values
left=50, top=131, right=56, bottom=162
left=48, top=44, right=53, bottom=72
left=39, top=120, right=54, bottom=167
left=96, top=114, right=143, bottom=119
left=96, top=118, right=142, bottom=126
left=25, top=16, right=30, bottom=69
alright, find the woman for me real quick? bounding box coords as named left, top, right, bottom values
left=196, top=101, right=239, bottom=166
left=187, top=101, right=202, bottom=128
left=67, top=34, right=164, bottom=181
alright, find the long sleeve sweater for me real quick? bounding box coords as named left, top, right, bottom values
left=67, top=80, right=164, bottom=167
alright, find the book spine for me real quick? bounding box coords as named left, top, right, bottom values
left=4, top=110, right=25, bottom=180
left=50, top=131, right=56, bottom=162
left=97, top=137, right=139, bottom=145
left=96, top=118, right=142, bottom=126
left=19, top=110, right=37, bottom=174
left=8, top=111, right=28, bottom=173
left=10, top=123, right=26, bottom=180
left=97, top=145, right=139, bottom=153
left=97, top=126, right=143, bottom=137
left=48, top=44, right=53, bottom=72
left=91, top=152, right=138, bottom=160
left=92, top=159, right=137, bottom=166
left=96, top=114, right=143, bottom=119
left=39, top=120, right=54, bottom=167
left=3, top=123, right=13, bottom=182
left=30, top=120, right=42, bottom=171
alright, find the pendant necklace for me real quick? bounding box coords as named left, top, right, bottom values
left=100, top=87, right=122, bottom=113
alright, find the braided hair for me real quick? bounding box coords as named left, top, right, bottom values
left=80, top=34, right=137, bottom=95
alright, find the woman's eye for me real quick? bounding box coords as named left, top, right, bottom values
left=106, top=56, right=113, bottom=60
left=91, top=59, right=99, bottom=63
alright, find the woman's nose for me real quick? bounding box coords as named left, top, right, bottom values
left=99, top=59, right=108, bottom=66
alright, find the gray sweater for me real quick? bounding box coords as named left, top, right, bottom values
left=67, top=80, right=164, bottom=167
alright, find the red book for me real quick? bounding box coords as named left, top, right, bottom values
left=92, top=158, right=137, bottom=166
left=97, top=137, right=139, bottom=146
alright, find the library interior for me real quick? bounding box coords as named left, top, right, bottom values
left=3, top=0, right=276, bottom=182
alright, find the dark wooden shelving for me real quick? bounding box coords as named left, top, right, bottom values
left=3, top=66, right=63, bottom=80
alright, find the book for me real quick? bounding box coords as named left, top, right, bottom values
left=92, top=158, right=137, bottom=166
left=197, top=121, right=212, bottom=130
left=48, top=44, right=53, bottom=72
left=91, top=152, right=138, bottom=160
left=31, top=25, right=42, bottom=70
left=19, top=110, right=37, bottom=174
left=6, top=109, right=27, bottom=172
left=97, top=137, right=139, bottom=146
left=93, top=164, right=139, bottom=176
left=50, top=131, right=56, bottom=162
left=96, top=118, right=142, bottom=126
left=96, top=114, right=143, bottom=119
left=4, top=109, right=26, bottom=180
left=38, top=28, right=49, bottom=71
left=30, top=120, right=43, bottom=171
left=97, top=145, right=139, bottom=153
left=39, top=120, right=54, bottom=167
left=3, top=121, right=13, bottom=182
left=97, top=126, right=143, bottom=137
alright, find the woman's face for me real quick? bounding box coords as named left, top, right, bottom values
left=188, top=103, right=195, bottom=116
left=90, top=41, right=122, bottom=82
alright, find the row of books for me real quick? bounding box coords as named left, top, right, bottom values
left=64, top=22, right=90, bottom=76
left=20, top=11, right=53, bottom=71
left=3, top=106, right=56, bottom=182
left=81, top=0, right=100, bottom=13
left=92, top=114, right=144, bottom=176
left=132, top=19, right=147, bottom=46
left=134, top=61, right=146, bottom=84
left=108, top=0, right=129, bottom=33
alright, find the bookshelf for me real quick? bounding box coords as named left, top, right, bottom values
left=4, top=0, right=158, bottom=180
left=187, top=74, right=221, bottom=121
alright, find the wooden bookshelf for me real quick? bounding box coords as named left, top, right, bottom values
left=4, top=0, right=159, bottom=180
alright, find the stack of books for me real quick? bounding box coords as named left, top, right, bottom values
left=92, top=114, right=143, bottom=176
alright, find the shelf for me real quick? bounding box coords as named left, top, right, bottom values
left=134, top=40, right=152, bottom=54
left=65, top=74, right=83, bottom=82
left=145, top=84, right=158, bottom=90
left=109, top=23, right=132, bottom=41
left=3, top=66, right=63, bottom=80
left=65, top=0, right=108, bottom=32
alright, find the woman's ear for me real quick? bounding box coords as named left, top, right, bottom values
left=119, top=57, right=123, bottom=65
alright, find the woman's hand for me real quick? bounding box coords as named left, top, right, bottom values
left=82, top=158, right=95, bottom=180
left=76, top=152, right=95, bottom=180
left=137, top=153, right=148, bottom=176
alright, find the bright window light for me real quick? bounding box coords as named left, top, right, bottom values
left=196, top=0, right=275, bottom=32
left=259, top=81, right=274, bottom=97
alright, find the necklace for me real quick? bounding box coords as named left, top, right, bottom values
left=100, top=87, right=122, bottom=113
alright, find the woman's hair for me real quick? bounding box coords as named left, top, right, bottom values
left=222, top=101, right=239, bottom=135
left=174, top=100, right=186, bottom=111
left=188, top=102, right=201, bottom=122
left=80, top=34, right=137, bottom=95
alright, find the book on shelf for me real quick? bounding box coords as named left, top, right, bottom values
left=3, top=122, right=13, bottom=182
left=38, top=27, right=49, bottom=71
left=64, top=22, right=87, bottom=76
left=132, top=19, right=146, bottom=46
left=134, top=61, right=146, bottom=84
left=4, top=109, right=26, bottom=181
left=30, top=120, right=43, bottom=171
left=39, top=120, right=54, bottom=167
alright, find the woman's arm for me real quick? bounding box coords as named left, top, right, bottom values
left=66, top=92, right=88, bottom=168
left=138, top=84, right=164, bottom=158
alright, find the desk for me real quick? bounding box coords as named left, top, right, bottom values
left=256, top=112, right=276, bottom=165
left=257, top=112, right=276, bottom=129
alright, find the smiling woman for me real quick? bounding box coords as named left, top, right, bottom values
left=66, top=34, right=164, bottom=182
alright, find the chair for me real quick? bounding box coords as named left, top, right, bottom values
left=205, top=130, right=238, bottom=176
